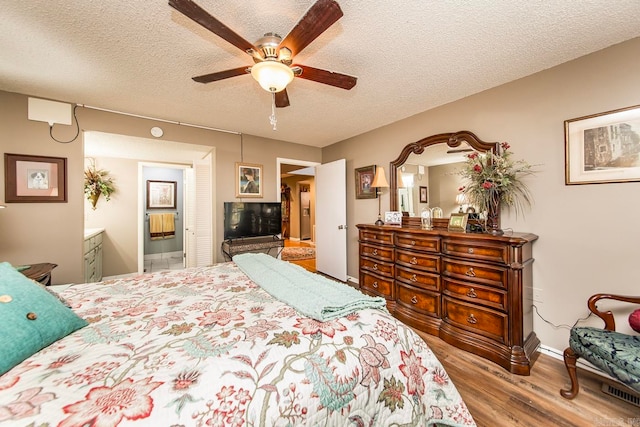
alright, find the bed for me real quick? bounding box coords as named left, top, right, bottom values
left=0, top=254, right=475, bottom=426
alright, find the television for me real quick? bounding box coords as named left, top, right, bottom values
left=223, top=202, right=282, bottom=240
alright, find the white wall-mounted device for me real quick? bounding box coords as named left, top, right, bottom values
left=28, top=97, right=72, bottom=126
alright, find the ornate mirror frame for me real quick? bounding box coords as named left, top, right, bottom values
left=389, top=130, right=498, bottom=213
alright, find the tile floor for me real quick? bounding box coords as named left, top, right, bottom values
left=144, top=251, right=185, bottom=273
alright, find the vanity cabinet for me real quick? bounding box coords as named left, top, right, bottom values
left=84, top=230, right=103, bottom=283
left=357, top=224, right=539, bottom=375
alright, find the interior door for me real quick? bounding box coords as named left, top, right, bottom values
left=315, top=159, right=347, bottom=281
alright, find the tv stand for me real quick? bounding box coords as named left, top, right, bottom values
left=222, top=235, right=285, bottom=261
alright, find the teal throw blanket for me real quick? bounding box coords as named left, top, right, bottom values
left=233, top=253, right=387, bottom=321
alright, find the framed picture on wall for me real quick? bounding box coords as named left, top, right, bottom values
left=236, top=162, right=263, bottom=198
left=565, top=104, right=640, bottom=185
left=419, top=186, right=428, bottom=203
left=147, top=180, right=177, bottom=209
left=355, top=165, right=377, bottom=199
left=4, top=153, right=67, bottom=203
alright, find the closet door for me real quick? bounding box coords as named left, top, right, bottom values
left=193, top=152, right=213, bottom=267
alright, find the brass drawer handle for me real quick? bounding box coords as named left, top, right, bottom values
left=411, top=240, right=416, bottom=245
left=372, top=281, right=378, bottom=288
left=373, top=263, right=378, bottom=270
left=410, top=257, right=417, bottom=265
left=465, top=267, right=476, bottom=277
left=468, top=248, right=474, bottom=254
left=411, top=296, right=418, bottom=304
left=372, top=249, right=378, bottom=256
left=466, top=288, right=478, bottom=298
left=467, top=314, right=477, bottom=324
left=410, top=274, right=418, bottom=282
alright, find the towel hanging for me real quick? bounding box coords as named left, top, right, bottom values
left=162, top=213, right=175, bottom=239
left=149, top=214, right=164, bottom=240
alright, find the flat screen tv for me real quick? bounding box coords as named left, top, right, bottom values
left=223, top=202, right=282, bottom=240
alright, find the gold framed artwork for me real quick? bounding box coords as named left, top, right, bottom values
left=565, top=104, right=640, bottom=185
left=355, top=165, right=376, bottom=199
left=4, top=153, right=67, bottom=203
left=236, top=162, right=263, bottom=198
left=448, top=213, right=468, bottom=233
left=147, top=180, right=177, bottom=209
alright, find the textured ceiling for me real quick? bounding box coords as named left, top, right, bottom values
left=2, top=1, right=640, bottom=148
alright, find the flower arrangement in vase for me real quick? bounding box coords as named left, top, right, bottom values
left=458, top=142, right=536, bottom=235
left=84, top=161, right=116, bottom=210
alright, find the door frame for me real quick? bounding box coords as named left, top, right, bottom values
left=138, top=162, right=191, bottom=273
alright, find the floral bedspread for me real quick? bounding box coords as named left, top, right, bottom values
left=0, top=263, right=475, bottom=426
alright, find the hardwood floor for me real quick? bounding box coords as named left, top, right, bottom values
left=283, top=239, right=316, bottom=272
left=417, top=332, right=639, bottom=427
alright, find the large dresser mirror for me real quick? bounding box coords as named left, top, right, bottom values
left=389, top=131, right=498, bottom=219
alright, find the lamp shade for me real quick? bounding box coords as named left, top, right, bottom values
left=396, top=171, right=406, bottom=188
left=371, top=167, right=389, bottom=188
left=251, top=61, right=294, bottom=93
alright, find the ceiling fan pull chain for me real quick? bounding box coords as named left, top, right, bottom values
left=269, top=92, right=278, bottom=130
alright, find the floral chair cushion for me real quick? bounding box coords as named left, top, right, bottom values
left=570, top=326, right=640, bottom=393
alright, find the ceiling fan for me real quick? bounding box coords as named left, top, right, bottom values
left=168, top=0, right=357, bottom=109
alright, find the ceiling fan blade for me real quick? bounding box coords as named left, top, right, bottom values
left=295, top=64, right=357, bottom=90
left=279, top=0, right=343, bottom=58
left=192, top=67, right=249, bottom=83
left=169, top=0, right=257, bottom=55
left=275, top=90, right=290, bottom=108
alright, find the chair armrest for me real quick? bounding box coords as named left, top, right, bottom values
left=587, top=294, right=640, bottom=331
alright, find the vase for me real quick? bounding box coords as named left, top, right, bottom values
left=89, top=191, right=101, bottom=210
left=485, top=190, right=503, bottom=235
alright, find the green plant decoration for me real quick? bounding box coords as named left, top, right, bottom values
left=84, top=162, right=115, bottom=210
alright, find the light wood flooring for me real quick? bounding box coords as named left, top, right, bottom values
left=418, top=332, right=639, bottom=427
left=285, top=239, right=638, bottom=426
left=283, top=239, right=316, bottom=272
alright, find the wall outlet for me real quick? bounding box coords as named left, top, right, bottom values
left=532, top=288, right=543, bottom=304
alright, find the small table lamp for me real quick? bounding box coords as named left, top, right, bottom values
left=455, top=193, right=467, bottom=213
left=371, top=166, right=389, bottom=225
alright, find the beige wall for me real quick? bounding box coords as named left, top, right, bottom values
left=0, top=90, right=321, bottom=283
left=323, top=37, right=640, bottom=352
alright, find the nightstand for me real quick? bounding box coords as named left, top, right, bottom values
left=20, top=263, right=58, bottom=286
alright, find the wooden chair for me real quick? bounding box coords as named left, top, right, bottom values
left=560, top=293, right=640, bottom=399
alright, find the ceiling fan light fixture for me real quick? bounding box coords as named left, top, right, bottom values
left=251, top=61, right=294, bottom=93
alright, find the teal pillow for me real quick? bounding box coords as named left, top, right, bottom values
left=0, top=262, right=88, bottom=375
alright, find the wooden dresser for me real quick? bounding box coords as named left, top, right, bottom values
left=357, top=223, right=539, bottom=375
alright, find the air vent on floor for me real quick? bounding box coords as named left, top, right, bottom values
left=601, top=382, right=640, bottom=407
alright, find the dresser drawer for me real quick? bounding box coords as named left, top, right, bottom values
left=395, top=249, right=440, bottom=273
left=442, top=238, right=509, bottom=264
left=396, top=282, right=440, bottom=317
left=360, top=257, right=394, bottom=277
left=442, top=278, right=508, bottom=312
left=442, top=296, right=508, bottom=344
left=359, top=229, right=394, bottom=245
left=394, top=233, right=440, bottom=253
left=360, top=243, right=394, bottom=263
left=442, top=257, right=508, bottom=289
left=396, top=265, right=440, bottom=291
left=360, top=271, right=394, bottom=299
